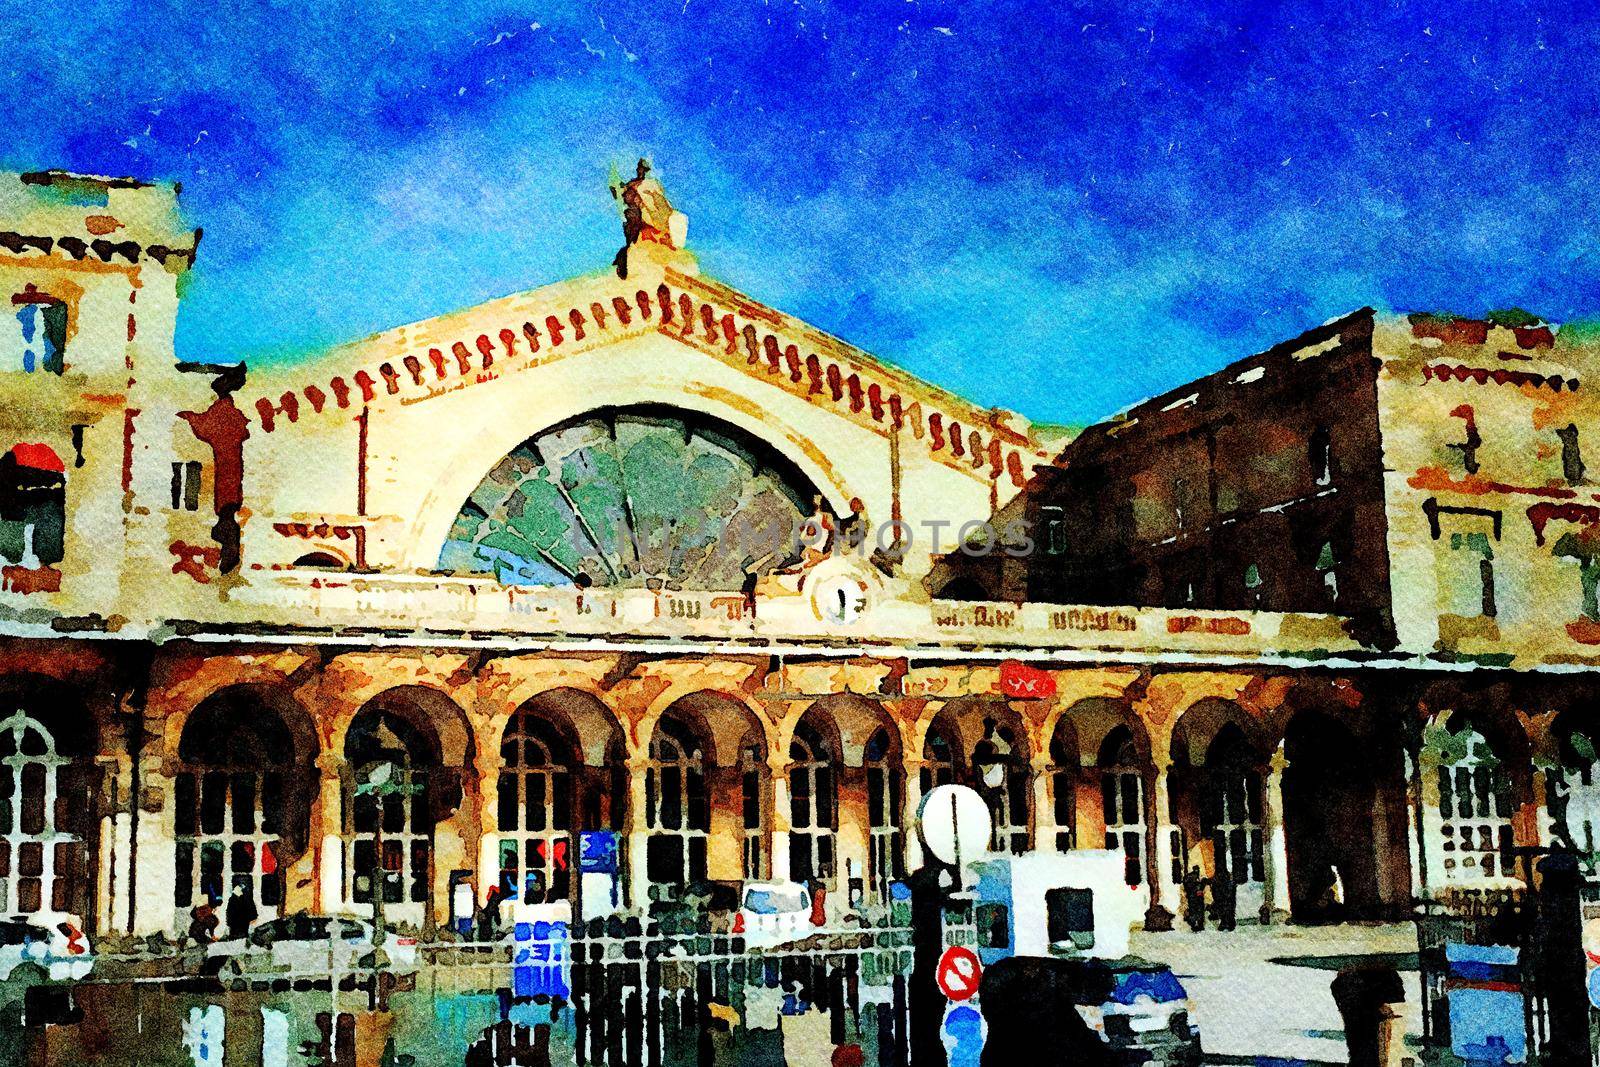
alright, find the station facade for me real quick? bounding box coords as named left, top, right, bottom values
left=0, top=169, right=1596, bottom=943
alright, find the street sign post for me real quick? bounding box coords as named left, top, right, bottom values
left=936, top=945, right=982, bottom=1002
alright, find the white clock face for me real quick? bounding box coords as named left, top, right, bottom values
left=814, top=574, right=869, bottom=624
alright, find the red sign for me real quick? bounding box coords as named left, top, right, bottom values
left=998, top=660, right=1055, bottom=699
left=935, top=945, right=982, bottom=1002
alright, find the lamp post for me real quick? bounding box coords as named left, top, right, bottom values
left=354, top=719, right=422, bottom=952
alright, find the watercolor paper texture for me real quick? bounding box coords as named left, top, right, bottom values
left=2, top=2, right=1598, bottom=1064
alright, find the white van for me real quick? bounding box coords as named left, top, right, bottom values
left=968, top=850, right=1144, bottom=965
left=732, top=880, right=818, bottom=949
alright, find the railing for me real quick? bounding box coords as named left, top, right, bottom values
left=205, top=568, right=1361, bottom=660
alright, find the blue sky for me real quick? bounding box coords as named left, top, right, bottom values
left=7, top=0, right=1598, bottom=423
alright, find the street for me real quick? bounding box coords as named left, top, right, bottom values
left=0, top=921, right=1430, bottom=1066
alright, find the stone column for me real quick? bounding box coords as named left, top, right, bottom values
left=1405, top=747, right=1429, bottom=899
left=902, top=757, right=926, bottom=872
left=475, top=747, right=504, bottom=912
left=315, top=752, right=346, bottom=915
left=769, top=756, right=792, bottom=882
left=1263, top=743, right=1291, bottom=923
left=130, top=718, right=175, bottom=936
left=1147, top=757, right=1179, bottom=927
left=96, top=751, right=133, bottom=935
left=625, top=753, right=651, bottom=910
left=1031, top=754, right=1057, bottom=851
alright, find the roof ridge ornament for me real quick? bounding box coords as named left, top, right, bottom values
left=609, top=157, right=689, bottom=279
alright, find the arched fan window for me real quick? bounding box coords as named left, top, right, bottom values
left=440, top=406, right=824, bottom=590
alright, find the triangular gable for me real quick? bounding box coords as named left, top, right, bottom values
left=240, top=264, right=1052, bottom=488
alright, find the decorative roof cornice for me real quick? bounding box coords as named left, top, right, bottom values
left=242, top=268, right=1047, bottom=488
left=0, top=228, right=199, bottom=269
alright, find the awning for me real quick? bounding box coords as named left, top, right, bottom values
left=8, top=443, right=65, bottom=473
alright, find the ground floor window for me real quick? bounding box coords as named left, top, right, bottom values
left=174, top=691, right=302, bottom=918
left=789, top=723, right=837, bottom=883
left=174, top=769, right=285, bottom=912
left=645, top=718, right=708, bottom=888
left=1434, top=725, right=1513, bottom=882
left=741, top=744, right=766, bottom=880
left=0, top=710, right=77, bottom=915
left=346, top=710, right=434, bottom=907
left=865, top=729, right=902, bottom=900
left=496, top=711, right=572, bottom=902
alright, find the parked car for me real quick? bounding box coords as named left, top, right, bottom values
left=1060, top=956, right=1203, bottom=1066
left=203, top=914, right=419, bottom=977
left=731, top=880, right=821, bottom=949
left=0, top=915, right=93, bottom=982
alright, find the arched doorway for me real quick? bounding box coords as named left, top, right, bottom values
left=644, top=693, right=768, bottom=901
left=923, top=702, right=1032, bottom=855
left=1170, top=702, right=1270, bottom=922
left=1420, top=708, right=1528, bottom=887
left=1097, top=726, right=1147, bottom=889
left=343, top=688, right=472, bottom=926
left=1203, top=724, right=1266, bottom=913
left=1048, top=717, right=1079, bottom=853
left=1282, top=710, right=1380, bottom=919
left=788, top=716, right=839, bottom=886
left=174, top=686, right=315, bottom=924
left=1547, top=712, right=1600, bottom=861
left=496, top=710, right=575, bottom=904
left=494, top=689, right=624, bottom=912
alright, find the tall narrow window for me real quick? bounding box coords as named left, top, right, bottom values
left=1099, top=729, right=1146, bottom=887
left=0, top=711, right=75, bottom=915
left=345, top=710, right=433, bottom=909
left=1040, top=505, right=1068, bottom=555
left=1050, top=730, right=1076, bottom=853
left=921, top=730, right=958, bottom=796
left=1317, top=542, right=1339, bottom=606
left=739, top=743, right=766, bottom=880
left=1559, top=424, right=1586, bottom=485
left=496, top=711, right=572, bottom=904
left=1309, top=426, right=1332, bottom=486
left=864, top=729, right=902, bottom=900
left=1555, top=532, right=1600, bottom=622
left=1449, top=532, right=1497, bottom=618
left=973, top=720, right=1029, bottom=854
left=8, top=289, right=66, bottom=375
left=645, top=718, right=707, bottom=889
left=171, top=460, right=203, bottom=512
left=1433, top=724, right=1513, bottom=882
left=1203, top=727, right=1264, bottom=891
left=1446, top=405, right=1481, bottom=474
left=789, top=722, right=837, bottom=884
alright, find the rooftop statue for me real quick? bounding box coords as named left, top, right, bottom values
left=610, top=158, right=688, bottom=278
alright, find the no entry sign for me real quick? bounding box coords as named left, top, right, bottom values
left=935, top=945, right=982, bottom=1002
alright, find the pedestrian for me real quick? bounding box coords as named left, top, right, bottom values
left=225, top=880, right=258, bottom=941
left=187, top=898, right=219, bottom=947
left=1182, top=865, right=1208, bottom=932
left=451, top=873, right=475, bottom=938
left=1212, top=853, right=1238, bottom=932
left=741, top=570, right=759, bottom=618
left=479, top=882, right=508, bottom=941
